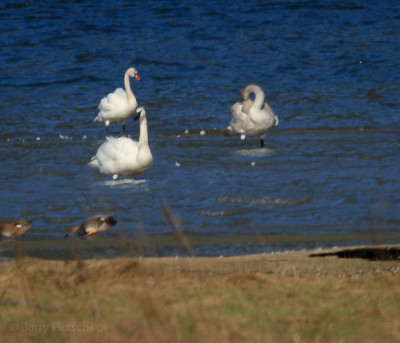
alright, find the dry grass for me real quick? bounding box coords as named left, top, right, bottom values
left=1, top=248, right=400, bottom=342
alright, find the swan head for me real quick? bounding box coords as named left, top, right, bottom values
left=240, top=87, right=250, bottom=101
left=127, top=67, right=141, bottom=81
left=241, top=84, right=263, bottom=101
left=134, top=106, right=146, bottom=120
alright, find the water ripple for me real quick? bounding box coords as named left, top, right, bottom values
left=198, top=208, right=249, bottom=217
left=217, top=196, right=311, bottom=207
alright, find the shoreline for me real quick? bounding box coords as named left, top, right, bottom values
left=2, top=243, right=400, bottom=270
left=1, top=234, right=399, bottom=260
left=2, top=244, right=400, bottom=342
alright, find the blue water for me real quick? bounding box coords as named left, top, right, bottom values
left=0, top=0, right=399, bottom=257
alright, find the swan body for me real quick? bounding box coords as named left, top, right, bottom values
left=94, top=67, right=141, bottom=136
left=65, top=215, right=117, bottom=237
left=0, top=219, right=32, bottom=239
left=225, top=84, right=278, bottom=147
left=89, top=107, right=153, bottom=179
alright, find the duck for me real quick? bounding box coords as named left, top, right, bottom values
left=94, top=67, right=141, bottom=137
left=224, top=84, right=279, bottom=147
left=65, top=215, right=117, bottom=237
left=0, top=219, right=32, bottom=239
left=89, top=107, right=153, bottom=180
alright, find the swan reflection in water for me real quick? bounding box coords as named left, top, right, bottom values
left=232, top=147, right=278, bottom=157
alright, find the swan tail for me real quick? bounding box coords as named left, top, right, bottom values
left=223, top=126, right=234, bottom=137
left=274, top=115, right=279, bottom=127
left=94, top=113, right=103, bottom=123
left=88, top=156, right=99, bottom=168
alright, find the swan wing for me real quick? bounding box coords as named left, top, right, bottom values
left=98, top=88, right=129, bottom=112
left=262, top=102, right=274, bottom=115
left=97, top=137, right=136, bottom=162
left=88, top=155, right=100, bottom=168
left=96, top=88, right=137, bottom=123
left=260, top=102, right=279, bottom=128
left=230, top=102, right=242, bottom=118
left=107, top=88, right=128, bottom=104
left=95, top=137, right=139, bottom=175
left=228, top=101, right=249, bottom=134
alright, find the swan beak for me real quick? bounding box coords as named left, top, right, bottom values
left=135, top=74, right=141, bottom=81
left=87, top=228, right=99, bottom=236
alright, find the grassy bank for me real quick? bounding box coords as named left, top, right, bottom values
left=1, top=248, right=400, bottom=342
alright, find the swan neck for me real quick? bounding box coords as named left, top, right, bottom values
left=138, top=115, right=149, bottom=146
left=242, top=85, right=265, bottom=111
left=124, top=72, right=136, bottom=103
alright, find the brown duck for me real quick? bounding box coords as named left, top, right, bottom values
left=0, top=219, right=32, bottom=239
left=65, top=215, right=117, bottom=237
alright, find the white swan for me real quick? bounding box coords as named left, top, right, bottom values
left=224, top=84, right=279, bottom=147
left=89, top=107, right=153, bottom=180
left=94, top=67, right=141, bottom=136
